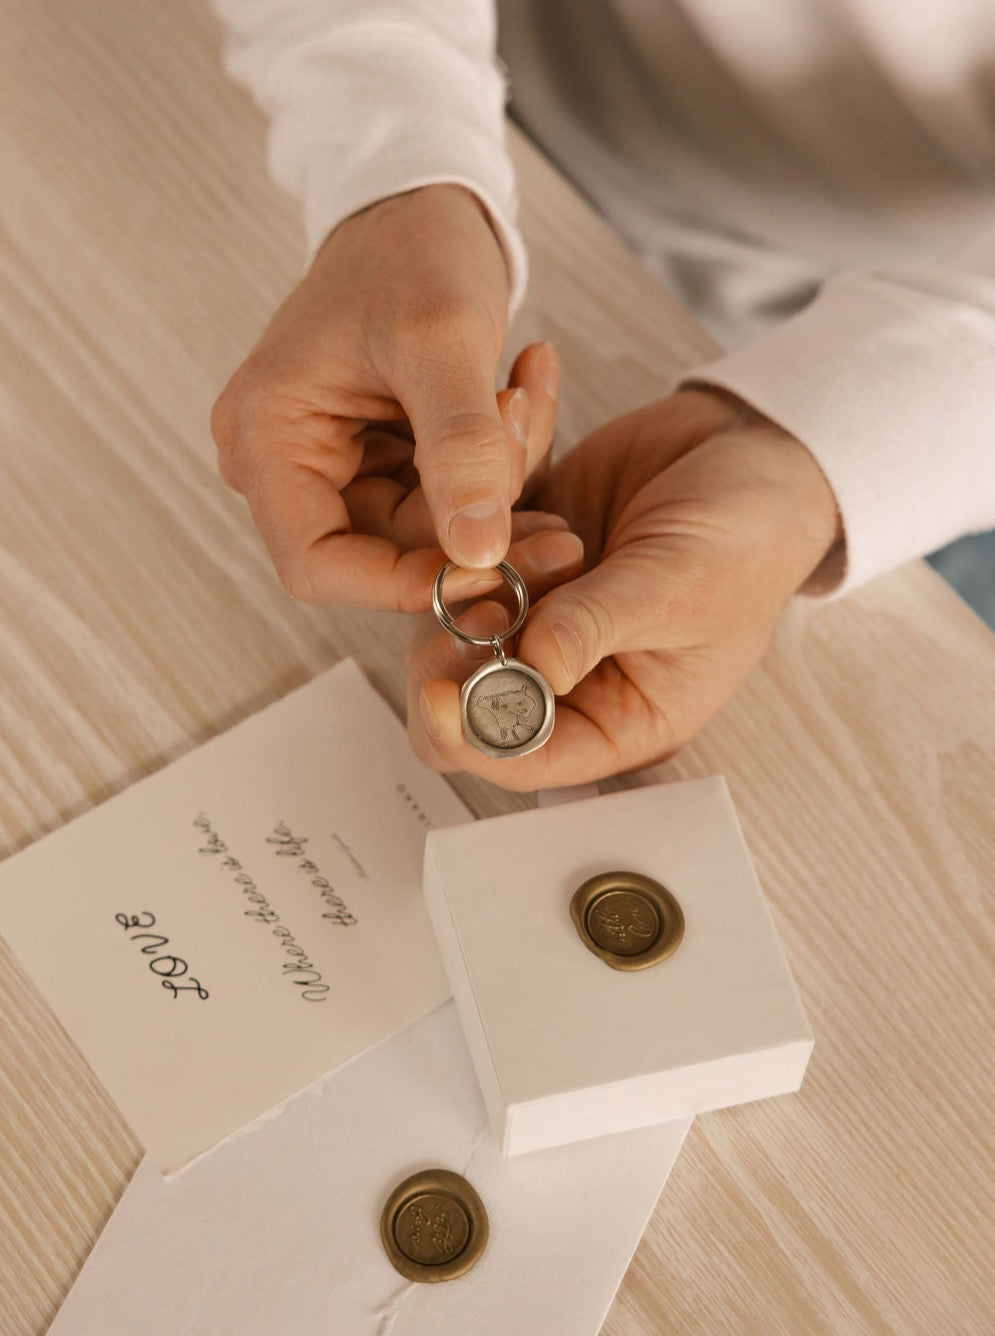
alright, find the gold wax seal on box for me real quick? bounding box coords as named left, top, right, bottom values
left=380, top=1168, right=489, bottom=1283
left=570, top=871, right=684, bottom=971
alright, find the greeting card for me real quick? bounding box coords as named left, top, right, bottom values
left=0, top=660, right=467, bottom=1171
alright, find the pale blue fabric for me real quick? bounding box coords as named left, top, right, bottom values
left=927, top=533, right=995, bottom=630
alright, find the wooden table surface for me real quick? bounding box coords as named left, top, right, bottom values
left=2, top=2, right=993, bottom=1333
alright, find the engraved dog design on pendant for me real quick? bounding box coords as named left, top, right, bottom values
left=476, top=684, right=537, bottom=743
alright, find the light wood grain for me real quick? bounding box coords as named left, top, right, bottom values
left=1, top=2, right=993, bottom=1333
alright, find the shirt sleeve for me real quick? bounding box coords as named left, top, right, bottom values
left=680, top=261, right=995, bottom=595
left=209, top=0, right=527, bottom=308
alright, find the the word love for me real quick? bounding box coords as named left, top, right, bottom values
left=114, top=911, right=209, bottom=1000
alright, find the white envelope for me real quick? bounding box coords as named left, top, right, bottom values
left=0, top=660, right=468, bottom=1171
left=49, top=1003, right=690, bottom=1336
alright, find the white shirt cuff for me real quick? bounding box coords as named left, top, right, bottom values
left=680, top=270, right=995, bottom=595
left=224, top=19, right=527, bottom=311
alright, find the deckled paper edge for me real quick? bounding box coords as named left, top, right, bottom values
left=165, top=998, right=456, bottom=1178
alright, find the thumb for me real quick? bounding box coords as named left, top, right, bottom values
left=519, top=548, right=671, bottom=695
left=402, top=360, right=530, bottom=570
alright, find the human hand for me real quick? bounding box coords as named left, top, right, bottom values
left=211, top=184, right=564, bottom=609
left=408, top=387, right=842, bottom=788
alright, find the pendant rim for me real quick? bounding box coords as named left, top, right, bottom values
left=459, top=657, right=555, bottom=760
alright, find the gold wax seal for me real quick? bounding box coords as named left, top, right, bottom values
left=380, top=1169, right=489, bottom=1283
left=570, top=871, right=684, bottom=971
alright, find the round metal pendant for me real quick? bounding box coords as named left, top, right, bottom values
left=460, top=657, right=555, bottom=759
left=433, top=560, right=555, bottom=760
left=570, top=871, right=684, bottom=972
left=380, top=1168, right=489, bottom=1283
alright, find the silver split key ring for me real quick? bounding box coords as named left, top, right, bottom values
left=432, top=560, right=555, bottom=760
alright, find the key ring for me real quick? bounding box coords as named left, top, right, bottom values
left=431, top=560, right=555, bottom=760
left=432, top=561, right=529, bottom=649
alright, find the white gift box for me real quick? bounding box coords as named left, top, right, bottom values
left=424, top=776, right=813, bottom=1156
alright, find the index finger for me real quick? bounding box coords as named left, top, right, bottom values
left=241, top=443, right=484, bottom=611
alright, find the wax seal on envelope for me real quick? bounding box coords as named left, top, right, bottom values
left=570, top=871, right=684, bottom=971
left=380, top=1168, right=489, bottom=1282
left=432, top=560, right=555, bottom=759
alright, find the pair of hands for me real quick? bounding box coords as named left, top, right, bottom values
left=212, top=185, right=841, bottom=789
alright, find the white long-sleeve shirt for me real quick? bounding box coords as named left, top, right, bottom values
left=212, top=0, right=995, bottom=595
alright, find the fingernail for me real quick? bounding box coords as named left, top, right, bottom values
left=454, top=601, right=509, bottom=659
left=550, top=619, right=584, bottom=684
left=513, top=511, right=571, bottom=537
left=508, top=388, right=530, bottom=444
left=420, top=689, right=443, bottom=738
left=527, top=531, right=584, bottom=574
left=448, top=500, right=509, bottom=568
left=537, top=343, right=560, bottom=399
left=446, top=566, right=503, bottom=597
left=457, top=600, right=509, bottom=638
